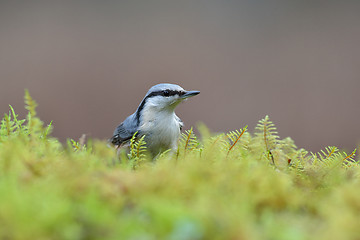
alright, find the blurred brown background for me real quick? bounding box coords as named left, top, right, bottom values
left=0, top=1, right=359, bottom=152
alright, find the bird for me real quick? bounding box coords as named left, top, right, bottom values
left=109, top=83, right=200, bottom=157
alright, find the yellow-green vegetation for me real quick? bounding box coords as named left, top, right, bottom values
left=0, top=91, right=359, bottom=240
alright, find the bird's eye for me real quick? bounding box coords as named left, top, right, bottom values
left=163, top=90, right=170, bottom=96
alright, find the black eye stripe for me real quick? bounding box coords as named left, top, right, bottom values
left=163, top=90, right=170, bottom=96
left=135, top=89, right=185, bottom=124
left=147, top=90, right=183, bottom=98
left=163, top=90, right=179, bottom=96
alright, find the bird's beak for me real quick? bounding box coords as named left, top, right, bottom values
left=181, top=90, right=200, bottom=99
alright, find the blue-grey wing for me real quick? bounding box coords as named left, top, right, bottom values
left=110, top=123, right=134, bottom=146
left=109, top=113, right=139, bottom=146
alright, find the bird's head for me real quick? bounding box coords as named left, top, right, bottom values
left=139, top=83, right=200, bottom=111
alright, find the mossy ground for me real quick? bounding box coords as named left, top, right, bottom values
left=0, top=92, right=359, bottom=240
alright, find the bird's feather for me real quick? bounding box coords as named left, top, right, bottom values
left=109, top=83, right=199, bottom=156
left=110, top=125, right=131, bottom=146
left=110, top=117, right=138, bottom=146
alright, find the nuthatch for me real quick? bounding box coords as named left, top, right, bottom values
left=110, top=83, right=200, bottom=156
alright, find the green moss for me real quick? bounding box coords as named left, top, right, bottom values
left=0, top=91, right=359, bottom=240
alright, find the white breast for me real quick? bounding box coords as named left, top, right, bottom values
left=139, top=108, right=181, bottom=156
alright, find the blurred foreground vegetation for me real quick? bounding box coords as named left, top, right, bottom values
left=0, top=91, right=359, bottom=240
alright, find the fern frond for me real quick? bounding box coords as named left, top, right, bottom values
left=180, top=127, right=199, bottom=152
left=289, top=148, right=308, bottom=171
left=225, top=126, right=248, bottom=155
left=157, top=149, right=173, bottom=160
left=24, top=89, right=38, bottom=118
left=278, top=137, right=297, bottom=155
left=135, top=135, right=147, bottom=159
left=67, top=135, right=90, bottom=152
left=129, top=131, right=138, bottom=157
left=41, top=121, right=53, bottom=140
left=24, top=90, right=44, bottom=137
left=2, top=113, right=16, bottom=137
left=256, top=115, right=279, bottom=151
left=254, top=115, right=279, bottom=164
left=127, top=132, right=147, bottom=169
left=311, top=146, right=338, bottom=166
left=69, top=139, right=83, bottom=152
left=0, top=106, right=27, bottom=141
left=9, top=105, right=26, bottom=132
left=310, top=146, right=357, bottom=170
left=342, top=149, right=357, bottom=168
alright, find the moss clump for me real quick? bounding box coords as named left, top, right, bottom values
left=0, top=91, right=359, bottom=240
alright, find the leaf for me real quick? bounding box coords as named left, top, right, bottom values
left=180, top=127, right=199, bottom=152
left=254, top=115, right=280, bottom=164
left=127, top=132, right=148, bottom=169
left=225, top=126, right=248, bottom=154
